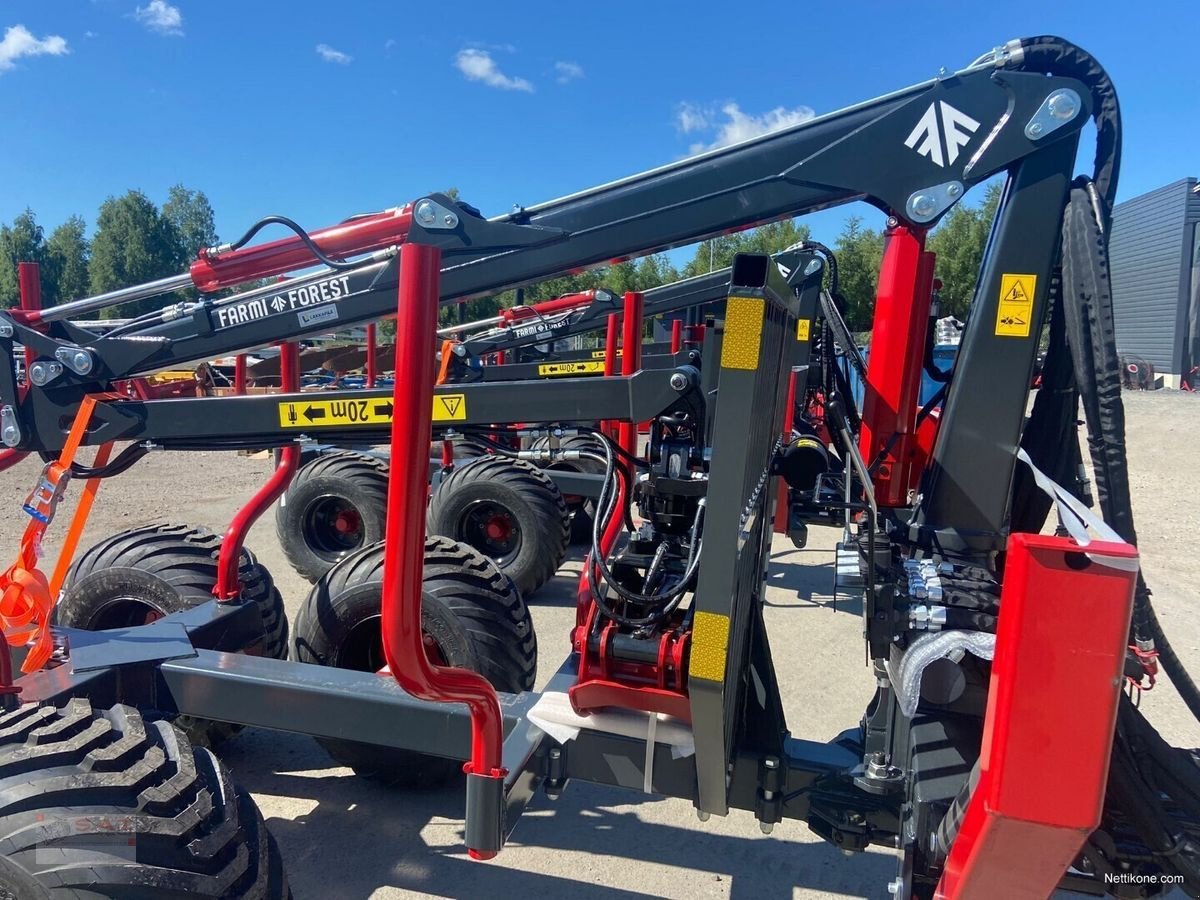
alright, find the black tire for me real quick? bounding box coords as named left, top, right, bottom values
left=291, top=535, right=536, bottom=787
left=427, top=456, right=570, bottom=596
left=0, top=700, right=289, bottom=899
left=56, top=524, right=288, bottom=748
left=276, top=451, right=389, bottom=582
left=431, top=437, right=492, bottom=461
left=531, top=433, right=606, bottom=546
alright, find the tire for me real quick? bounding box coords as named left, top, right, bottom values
left=276, top=451, right=389, bottom=583
left=56, top=523, right=288, bottom=748
left=291, top=535, right=536, bottom=787
left=0, top=700, right=289, bottom=899
left=427, top=456, right=570, bottom=597
left=531, top=433, right=606, bottom=546
left=430, top=437, right=492, bottom=462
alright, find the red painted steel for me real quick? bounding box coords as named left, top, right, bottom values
left=601, top=312, right=621, bottom=440
left=18, top=263, right=42, bottom=375
left=670, top=318, right=683, bottom=354
left=214, top=342, right=301, bottom=600
left=858, top=227, right=932, bottom=507
left=617, top=292, right=645, bottom=462
left=774, top=368, right=800, bottom=534
left=378, top=242, right=504, bottom=860
left=936, top=533, right=1137, bottom=899
left=0, top=450, right=28, bottom=474
left=234, top=354, right=247, bottom=395
left=190, top=206, right=413, bottom=292
left=365, top=323, right=378, bottom=388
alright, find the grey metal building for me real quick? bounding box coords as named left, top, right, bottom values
left=1109, top=177, right=1200, bottom=389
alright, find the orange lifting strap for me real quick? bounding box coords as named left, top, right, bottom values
left=0, top=397, right=112, bottom=674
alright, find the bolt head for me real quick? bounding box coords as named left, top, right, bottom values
left=803, top=259, right=823, bottom=276
left=0, top=324, right=12, bottom=338
left=415, top=200, right=437, bottom=226
left=443, top=214, right=457, bottom=227
left=946, top=183, right=962, bottom=198
left=669, top=372, right=688, bottom=391
left=1028, top=122, right=1044, bottom=136
left=71, top=350, right=93, bottom=375
left=2, top=426, right=17, bottom=446
left=1048, top=90, right=1079, bottom=121
left=911, top=194, right=937, bottom=218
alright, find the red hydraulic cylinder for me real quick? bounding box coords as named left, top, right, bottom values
left=936, top=533, right=1138, bottom=899
left=190, top=206, right=413, bottom=293
left=18, top=262, right=42, bottom=375
left=670, top=318, right=683, bottom=354
left=378, top=241, right=505, bottom=860
left=215, top=342, right=301, bottom=600
left=502, top=290, right=597, bottom=322
left=366, top=323, right=378, bottom=388
left=616, top=292, right=645, bottom=462
left=858, top=226, right=933, bottom=507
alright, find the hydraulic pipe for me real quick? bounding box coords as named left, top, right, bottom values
left=214, top=342, right=301, bottom=600
left=30, top=272, right=193, bottom=324
left=378, top=240, right=504, bottom=860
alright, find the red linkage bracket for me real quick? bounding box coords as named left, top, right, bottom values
left=214, top=342, right=301, bottom=600
left=936, top=533, right=1138, bottom=899
left=378, top=240, right=505, bottom=860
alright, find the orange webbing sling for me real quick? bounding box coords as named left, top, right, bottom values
left=0, top=396, right=113, bottom=674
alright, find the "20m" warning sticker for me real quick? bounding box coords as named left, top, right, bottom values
left=278, top=394, right=467, bottom=428
left=537, top=361, right=605, bottom=377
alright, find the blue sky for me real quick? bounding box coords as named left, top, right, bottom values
left=1, top=0, right=1196, bottom=271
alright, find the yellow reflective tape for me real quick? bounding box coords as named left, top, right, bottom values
left=689, top=611, right=730, bottom=682
left=537, top=361, right=605, bottom=377
left=796, top=318, right=811, bottom=342
left=995, top=273, right=1037, bottom=338
left=278, top=394, right=466, bottom=427
left=721, top=296, right=765, bottom=370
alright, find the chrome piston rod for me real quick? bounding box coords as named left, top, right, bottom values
left=36, top=272, right=194, bottom=323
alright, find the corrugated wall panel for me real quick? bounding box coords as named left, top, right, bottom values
left=1109, top=179, right=1192, bottom=373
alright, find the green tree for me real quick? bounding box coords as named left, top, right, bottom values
left=682, top=219, right=812, bottom=278
left=927, top=182, right=1003, bottom=318
left=44, top=216, right=90, bottom=305
left=162, top=185, right=217, bottom=262
left=0, top=209, right=47, bottom=308
left=835, top=216, right=885, bottom=331
left=90, top=191, right=183, bottom=317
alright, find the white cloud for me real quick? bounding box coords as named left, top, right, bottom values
left=316, top=43, right=353, bottom=65
left=0, top=25, right=69, bottom=73
left=384, top=38, right=396, bottom=51
left=85, top=30, right=98, bottom=39
left=554, top=60, right=583, bottom=84
left=134, top=1, right=184, bottom=36
left=685, top=102, right=815, bottom=154
left=675, top=102, right=710, bottom=134
left=454, top=48, right=532, bottom=92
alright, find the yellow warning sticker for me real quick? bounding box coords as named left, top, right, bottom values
left=278, top=394, right=466, bottom=428
left=590, top=349, right=622, bottom=360
left=796, top=318, right=811, bottom=342
left=537, top=361, right=605, bottom=377
left=995, top=274, right=1037, bottom=337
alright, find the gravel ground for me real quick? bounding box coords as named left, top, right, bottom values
left=0, top=389, right=1197, bottom=898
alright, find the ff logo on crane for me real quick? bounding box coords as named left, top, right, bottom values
left=904, top=101, right=980, bottom=168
